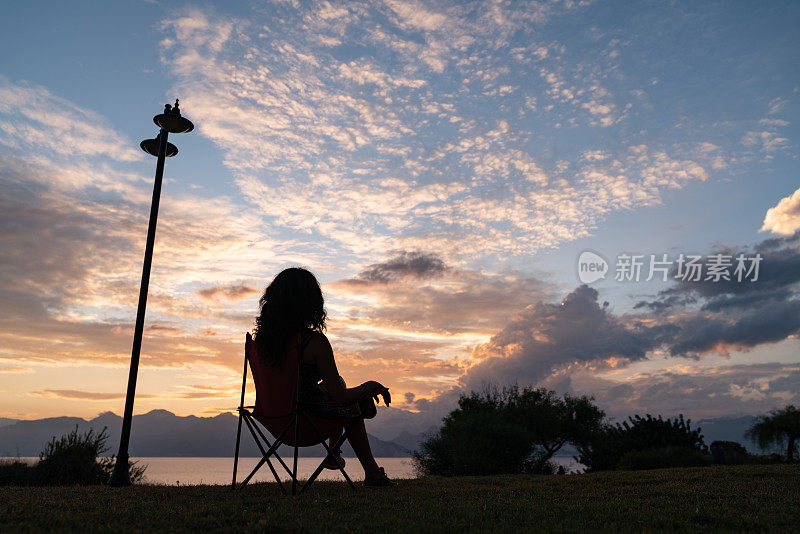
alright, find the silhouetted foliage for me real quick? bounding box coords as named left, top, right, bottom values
left=745, top=405, right=800, bottom=462
left=710, top=441, right=754, bottom=465
left=522, top=458, right=566, bottom=475
left=616, top=446, right=710, bottom=470
left=0, top=460, right=32, bottom=485
left=413, top=386, right=604, bottom=476
left=0, top=426, right=145, bottom=486
left=576, top=414, right=706, bottom=471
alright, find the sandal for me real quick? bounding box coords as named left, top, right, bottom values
left=322, top=448, right=346, bottom=470
left=364, top=467, right=397, bottom=487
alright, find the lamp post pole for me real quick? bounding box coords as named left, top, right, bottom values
left=109, top=102, right=193, bottom=486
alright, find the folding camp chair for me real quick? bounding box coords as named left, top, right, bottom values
left=232, top=332, right=362, bottom=494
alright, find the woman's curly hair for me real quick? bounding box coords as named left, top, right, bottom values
left=253, top=267, right=327, bottom=366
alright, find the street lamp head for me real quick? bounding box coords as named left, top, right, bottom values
left=153, top=99, right=194, bottom=134
left=140, top=133, right=178, bottom=157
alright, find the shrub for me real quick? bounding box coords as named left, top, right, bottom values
left=0, top=426, right=145, bottom=486
left=414, top=410, right=534, bottom=476
left=710, top=441, right=754, bottom=465
left=36, top=426, right=114, bottom=485
left=522, top=458, right=565, bottom=475
left=616, top=446, right=710, bottom=471
left=753, top=453, right=790, bottom=464
left=0, top=459, right=35, bottom=486
left=577, top=414, right=707, bottom=472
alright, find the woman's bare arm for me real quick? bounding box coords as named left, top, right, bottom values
left=306, top=333, right=391, bottom=406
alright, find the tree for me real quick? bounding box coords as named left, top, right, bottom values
left=413, top=386, right=604, bottom=476
left=510, top=388, right=604, bottom=473
left=745, top=405, right=800, bottom=462
left=577, top=414, right=706, bottom=471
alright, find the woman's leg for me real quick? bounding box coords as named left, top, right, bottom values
left=345, top=418, right=381, bottom=479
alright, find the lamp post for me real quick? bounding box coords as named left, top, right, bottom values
left=109, top=100, right=194, bottom=486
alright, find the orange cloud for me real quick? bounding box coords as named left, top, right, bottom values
left=196, top=283, right=259, bottom=301
left=32, top=390, right=158, bottom=401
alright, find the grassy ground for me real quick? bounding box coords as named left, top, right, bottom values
left=1, top=464, right=798, bottom=533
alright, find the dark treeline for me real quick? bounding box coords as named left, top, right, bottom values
left=413, top=386, right=799, bottom=476
left=3, top=394, right=798, bottom=485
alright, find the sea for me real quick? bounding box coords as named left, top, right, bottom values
left=3, top=456, right=583, bottom=485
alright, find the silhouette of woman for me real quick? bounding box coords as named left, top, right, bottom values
left=253, top=267, right=396, bottom=487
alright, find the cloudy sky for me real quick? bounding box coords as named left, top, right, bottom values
left=1, top=0, right=799, bottom=438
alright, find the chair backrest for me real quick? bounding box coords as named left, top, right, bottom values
left=245, top=332, right=301, bottom=419
left=244, top=331, right=352, bottom=447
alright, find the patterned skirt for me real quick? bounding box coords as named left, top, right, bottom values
left=298, top=370, right=354, bottom=419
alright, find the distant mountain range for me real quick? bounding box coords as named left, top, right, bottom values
left=0, top=410, right=424, bottom=458
left=0, top=411, right=762, bottom=458
left=0, top=418, right=18, bottom=429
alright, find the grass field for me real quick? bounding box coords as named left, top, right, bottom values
left=1, top=464, right=798, bottom=532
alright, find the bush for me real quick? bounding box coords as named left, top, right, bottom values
left=414, top=411, right=534, bottom=476
left=710, top=441, right=754, bottom=465
left=577, top=414, right=707, bottom=472
left=616, top=446, right=711, bottom=471
left=37, top=427, right=115, bottom=485
left=753, top=453, right=791, bottom=465
left=522, top=458, right=565, bottom=475
left=0, top=460, right=35, bottom=486
left=413, top=385, right=604, bottom=476
left=0, top=426, right=145, bottom=486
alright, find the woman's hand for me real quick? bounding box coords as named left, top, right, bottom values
left=364, top=380, right=391, bottom=406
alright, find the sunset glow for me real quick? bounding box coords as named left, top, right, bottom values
left=1, top=1, right=799, bottom=441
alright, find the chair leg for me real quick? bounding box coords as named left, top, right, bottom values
left=271, top=442, right=294, bottom=478
left=297, top=429, right=355, bottom=495
left=242, top=414, right=269, bottom=456
left=248, top=417, right=290, bottom=494
left=291, top=416, right=300, bottom=495
left=297, top=413, right=360, bottom=494
left=264, top=456, right=288, bottom=495
left=233, top=346, right=248, bottom=489
left=238, top=456, right=267, bottom=489
left=298, top=461, right=326, bottom=495
left=237, top=412, right=363, bottom=496
left=248, top=416, right=294, bottom=477
left=239, top=413, right=288, bottom=493
left=232, top=409, right=244, bottom=488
